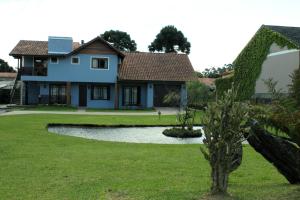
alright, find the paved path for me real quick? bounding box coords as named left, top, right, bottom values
left=0, top=107, right=179, bottom=116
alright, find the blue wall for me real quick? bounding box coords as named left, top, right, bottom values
left=21, top=54, right=119, bottom=83
left=27, top=82, right=39, bottom=104
left=87, top=84, right=115, bottom=108
left=48, top=36, right=73, bottom=54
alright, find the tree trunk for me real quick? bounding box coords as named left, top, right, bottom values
left=211, top=151, right=229, bottom=195
left=211, top=164, right=229, bottom=195
left=246, top=121, right=300, bottom=184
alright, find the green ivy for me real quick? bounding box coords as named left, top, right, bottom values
left=216, top=26, right=299, bottom=100
left=215, top=76, right=234, bottom=98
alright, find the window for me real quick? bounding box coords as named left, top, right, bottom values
left=91, top=57, right=109, bottom=69
left=91, top=85, right=110, bottom=100
left=123, top=86, right=141, bottom=106
left=50, top=57, right=58, bottom=64
left=71, top=57, right=80, bottom=64
left=49, top=84, right=66, bottom=104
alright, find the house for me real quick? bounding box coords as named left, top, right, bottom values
left=0, top=72, right=17, bottom=104
left=216, top=25, right=300, bottom=101
left=9, top=36, right=195, bottom=109
left=198, top=77, right=215, bottom=89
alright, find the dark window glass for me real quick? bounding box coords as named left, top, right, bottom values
left=91, top=85, right=110, bottom=100
left=50, top=57, right=58, bottom=63
left=123, top=86, right=140, bottom=106
left=49, top=84, right=66, bottom=104
left=72, top=57, right=79, bottom=64
left=91, top=58, right=108, bottom=69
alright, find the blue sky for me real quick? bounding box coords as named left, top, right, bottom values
left=1, top=0, right=300, bottom=71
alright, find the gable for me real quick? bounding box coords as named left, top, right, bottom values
left=76, top=40, right=118, bottom=55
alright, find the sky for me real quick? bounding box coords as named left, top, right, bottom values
left=1, top=0, right=300, bottom=72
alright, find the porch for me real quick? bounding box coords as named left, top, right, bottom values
left=21, top=81, right=187, bottom=109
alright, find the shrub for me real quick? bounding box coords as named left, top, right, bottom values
left=162, top=128, right=202, bottom=138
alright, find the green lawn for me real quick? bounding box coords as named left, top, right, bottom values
left=86, top=108, right=156, bottom=112
left=0, top=114, right=299, bottom=200
left=10, top=105, right=78, bottom=112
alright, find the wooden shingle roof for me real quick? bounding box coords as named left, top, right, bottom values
left=119, top=52, right=196, bottom=82
left=9, top=40, right=80, bottom=57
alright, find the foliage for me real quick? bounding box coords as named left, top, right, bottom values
left=195, top=71, right=203, bottom=78
left=215, top=76, right=234, bottom=98
left=163, top=91, right=181, bottom=107
left=101, top=30, right=137, bottom=52
left=0, top=58, right=15, bottom=72
left=252, top=78, right=300, bottom=146
left=187, top=81, right=215, bottom=109
left=216, top=26, right=299, bottom=100
left=200, top=88, right=249, bottom=195
left=289, top=68, right=300, bottom=107
left=162, top=127, right=202, bottom=138
left=148, top=25, right=191, bottom=54
left=176, top=107, right=197, bottom=130
left=202, top=64, right=234, bottom=78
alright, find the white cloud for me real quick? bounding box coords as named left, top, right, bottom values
left=1, top=0, right=300, bottom=71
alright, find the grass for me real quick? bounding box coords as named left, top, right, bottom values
left=86, top=108, right=155, bottom=112
left=0, top=114, right=299, bottom=200
left=10, top=105, right=78, bottom=112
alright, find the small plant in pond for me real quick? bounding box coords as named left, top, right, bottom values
left=200, top=87, right=249, bottom=196
left=163, top=107, right=201, bottom=138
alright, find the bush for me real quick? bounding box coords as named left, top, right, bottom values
left=162, top=128, right=202, bottom=138
left=187, top=81, right=215, bottom=106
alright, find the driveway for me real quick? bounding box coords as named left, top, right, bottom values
left=0, top=107, right=180, bottom=116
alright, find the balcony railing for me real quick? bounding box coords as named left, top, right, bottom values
left=21, top=67, right=47, bottom=76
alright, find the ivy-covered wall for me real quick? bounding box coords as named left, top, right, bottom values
left=216, top=26, right=299, bottom=100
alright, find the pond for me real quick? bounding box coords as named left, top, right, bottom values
left=48, top=125, right=204, bottom=144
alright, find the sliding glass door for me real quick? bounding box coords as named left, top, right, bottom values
left=49, top=84, right=66, bottom=104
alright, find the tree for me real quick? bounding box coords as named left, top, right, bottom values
left=148, top=25, right=191, bottom=54
left=200, top=88, right=249, bottom=195
left=202, top=64, right=234, bottom=78
left=289, top=68, right=300, bottom=107
left=187, top=81, right=215, bottom=108
left=0, top=59, right=15, bottom=72
left=101, top=30, right=137, bottom=52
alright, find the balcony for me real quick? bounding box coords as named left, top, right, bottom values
left=21, top=67, right=47, bottom=76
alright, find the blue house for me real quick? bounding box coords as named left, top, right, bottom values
left=9, top=36, right=195, bottom=109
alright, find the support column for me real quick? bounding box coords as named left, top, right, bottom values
left=146, top=83, right=153, bottom=108
left=114, top=82, right=119, bottom=109
left=66, top=82, right=71, bottom=105
left=180, top=83, right=187, bottom=107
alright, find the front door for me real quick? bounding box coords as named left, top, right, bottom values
left=79, top=84, right=87, bottom=107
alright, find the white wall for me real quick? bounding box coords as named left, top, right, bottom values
left=255, top=43, right=299, bottom=96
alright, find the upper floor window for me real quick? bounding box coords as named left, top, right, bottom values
left=50, top=57, right=59, bottom=64
left=71, top=57, right=80, bottom=64
left=91, top=57, right=109, bottom=69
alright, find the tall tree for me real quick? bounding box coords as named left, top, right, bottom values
left=148, top=25, right=191, bottom=54
left=0, top=59, right=15, bottom=72
left=101, top=30, right=137, bottom=52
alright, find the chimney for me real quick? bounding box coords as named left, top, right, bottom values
left=48, top=36, right=73, bottom=55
